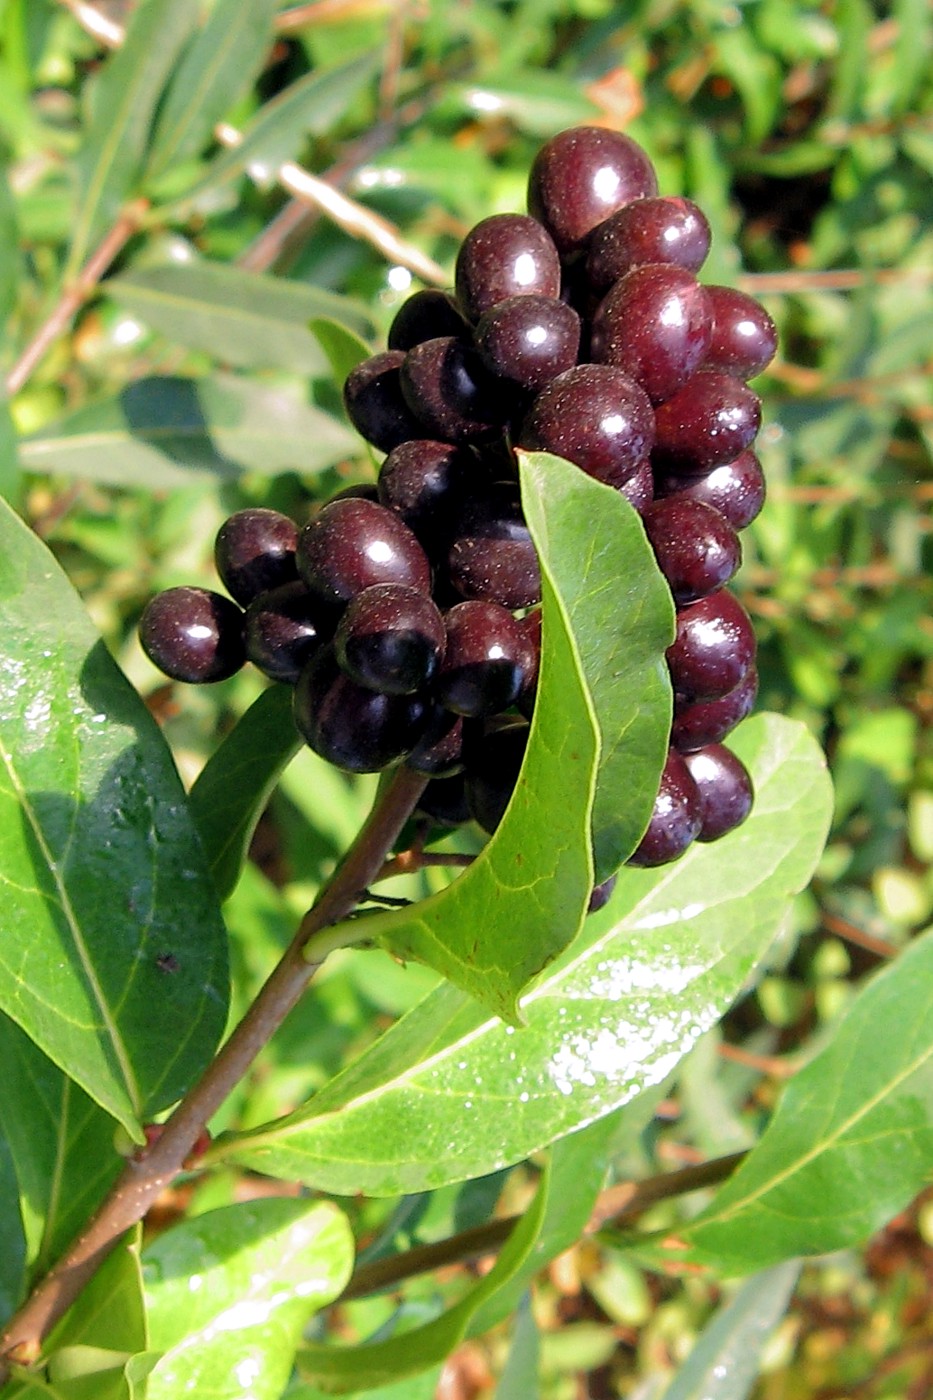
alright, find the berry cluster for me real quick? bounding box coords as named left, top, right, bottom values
left=140, top=125, right=773, bottom=874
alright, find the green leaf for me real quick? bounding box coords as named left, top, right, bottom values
left=0, top=1016, right=121, bottom=1282
left=444, top=73, right=599, bottom=137
left=670, top=927, right=933, bottom=1274
left=286, top=1376, right=443, bottom=1400
left=143, top=1199, right=353, bottom=1400
left=519, top=451, right=674, bottom=881
left=0, top=163, right=21, bottom=342
left=177, top=52, right=380, bottom=210
left=20, top=374, right=357, bottom=489
left=298, top=1178, right=548, bottom=1393
left=0, top=498, right=228, bottom=1133
left=340, top=455, right=605, bottom=1022
left=0, top=1127, right=26, bottom=1326
left=189, top=684, right=301, bottom=901
left=657, top=1262, right=800, bottom=1400
left=105, top=263, right=373, bottom=374
left=68, top=0, right=196, bottom=272
left=308, top=317, right=373, bottom=388
left=146, top=0, right=278, bottom=179
left=494, top=1295, right=540, bottom=1400
left=220, top=714, right=832, bottom=1195
left=0, top=393, right=22, bottom=503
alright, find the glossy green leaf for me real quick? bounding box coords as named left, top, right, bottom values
left=68, top=0, right=196, bottom=272
left=189, top=684, right=301, bottom=901
left=671, top=927, right=933, bottom=1274
left=20, top=374, right=357, bottom=488
left=146, top=0, right=278, bottom=179
left=0, top=498, right=228, bottom=1133
left=337, top=455, right=604, bottom=1022
left=308, top=317, right=373, bottom=389
left=142, top=1199, right=353, bottom=1400
left=105, top=263, right=372, bottom=374
left=658, top=1262, right=800, bottom=1400
left=0, top=1016, right=121, bottom=1282
left=179, top=52, right=379, bottom=208
left=298, top=1179, right=547, bottom=1393
left=221, top=714, right=832, bottom=1195
left=519, top=451, right=675, bottom=881
left=445, top=74, right=599, bottom=137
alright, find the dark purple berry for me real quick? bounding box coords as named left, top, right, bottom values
left=214, top=508, right=299, bottom=606
left=703, top=286, right=777, bottom=380
left=407, top=706, right=465, bottom=777
left=343, top=350, right=424, bottom=452
left=140, top=587, right=244, bottom=684
left=474, top=295, right=580, bottom=391
left=416, top=773, right=470, bottom=827
left=334, top=584, right=445, bottom=695
left=519, top=364, right=655, bottom=490
left=527, top=126, right=658, bottom=255
left=446, top=483, right=541, bottom=609
left=667, top=590, right=756, bottom=701
left=682, top=744, right=754, bottom=841
left=455, top=215, right=561, bottom=322
left=516, top=607, right=541, bottom=717
left=627, top=749, right=702, bottom=867
left=244, top=581, right=328, bottom=684
left=328, top=481, right=380, bottom=504
left=587, top=875, right=617, bottom=914
left=377, top=439, right=475, bottom=538
left=653, top=371, right=761, bottom=475
left=465, top=722, right=530, bottom=834
left=400, top=337, right=509, bottom=443
left=591, top=264, right=712, bottom=404
left=671, top=667, right=758, bottom=751
left=586, top=196, right=711, bottom=293
left=619, top=459, right=654, bottom=513
left=654, top=449, right=765, bottom=530
left=293, top=645, right=427, bottom=773
left=388, top=289, right=469, bottom=350
left=641, top=498, right=741, bottom=603
left=297, top=497, right=431, bottom=607
left=436, top=601, right=536, bottom=717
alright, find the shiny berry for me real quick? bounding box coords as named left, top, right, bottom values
left=140, top=587, right=244, bottom=684
left=587, top=875, right=618, bottom=913
left=377, top=439, right=475, bottom=538
left=436, top=601, right=535, bottom=717
left=334, top=584, right=445, bottom=695
left=519, top=364, right=655, bottom=490
left=591, top=265, right=712, bottom=404
left=654, top=449, right=766, bottom=530
left=407, top=706, right=465, bottom=777
left=671, top=666, right=758, bottom=751
left=214, top=508, right=299, bottom=606
left=667, top=590, right=756, bottom=701
left=416, top=773, right=470, bottom=827
left=475, top=295, right=580, bottom=390
left=586, top=196, right=711, bottom=293
left=465, top=722, right=530, bottom=834
left=244, top=581, right=328, bottom=684
left=627, top=749, right=702, bottom=867
left=388, top=289, right=469, bottom=350
left=641, top=498, right=741, bottom=603
left=297, top=498, right=431, bottom=607
left=343, top=350, right=423, bottom=452
left=620, top=459, right=654, bottom=513
left=703, top=286, right=777, bottom=380
left=527, top=126, right=658, bottom=255
left=400, top=337, right=509, bottom=443
left=455, top=214, right=561, bottom=322
left=683, top=744, right=754, bottom=840
left=446, top=483, right=541, bottom=609
left=653, top=371, right=761, bottom=475
left=293, top=645, right=427, bottom=773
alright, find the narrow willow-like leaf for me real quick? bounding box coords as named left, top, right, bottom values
left=220, top=715, right=832, bottom=1195
left=20, top=374, right=357, bottom=488
left=189, top=684, right=301, bottom=901
left=659, top=1262, right=800, bottom=1400
left=106, top=263, right=372, bottom=374
left=520, top=451, right=675, bottom=880
left=0, top=395, right=21, bottom=503
left=143, top=1200, right=353, bottom=1400
left=177, top=52, right=380, bottom=210
left=146, top=0, right=278, bottom=179
left=298, top=1179, right=547, bottom=1393
left=669, top=927, right=933, bottom=1274
left=494, top=1296, right=540, bottom=1400
left=68, top=0, right=196, bottom=272
left=0, top=164, right=21, bottom=340
left=308, top=317, right=372, bottom=387
left=0, top=499, right=228, bottom=1133
left=0, top=1016, right=120, bottom=1282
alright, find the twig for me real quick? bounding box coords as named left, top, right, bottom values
left=337, top=1150, right=747, bottom=1302
left=276, top=0, right=400, bottom=30
left=821, top=912, right=898, bottom=961
left=57, top=0, right=122, bottom=45
left=5, top=199, right=148, bottom=397
left=0, top=766, right=427, bottom=1377
left=717, top=1042, right=798, bottom=1080
left=736, top=267, right=933, bottom=295
left=376, top=849, right=475, bottom=881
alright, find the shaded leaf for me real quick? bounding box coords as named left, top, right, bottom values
left=188, top=684, right=301, bottom=902
left=308, top=317, right=373, bottom=388
left=0, top=394, right=21, bottom=503
left=0, top=1128, right=26, bottom=1328
left=20, top=374, right=357, bottom=489
left=0, top=498, right=228, bottom=1133
left=143, top=1199, right=353, bottom=1400
left=671, top=927, right=933, bottom=1274
left=146, top=0, right=279, bottom=179
left=69, top=0, right=196, bottom=271
left=494, top=1295, right=540, bottom=1400
left=0, top=164, right=21, bottom=341
left=221, top=715, right=832, bottom=1195
left=106, top=262, right=372, bottom=374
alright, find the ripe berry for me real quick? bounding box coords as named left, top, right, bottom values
left=293, top=646, right=427, bottom=773
left=140, top=587, right=245, bottom=684
left=474, top=295, right=580, bottom=390
left=703, top=286, right=777, bottom=380
left=586, top=196, right=711, bottom=293
left=591, top=264, right=712, bottom=404
left=455, top=214, right=561, bottom=322
left=654, top=449, right=766, bottom=530
left=244, top=581, right=328, bottom=684
left=436, top=601, right=536, bottom=717
left=682, top=744, right=754, bottom=840
left=465, top=721, right=530, bottom=834
left=653, top=371, right=761, bottom=475
left=214, top=508, right=299, bottom=606
left=671, top=666, right=759, bottom=751
left=401, top=337, right=509, bottom=443
left=667, top=590, right=756, bottom=701
left=519, top=364, right=655, bottom=490
left=334, top=584, right=446, bottom=695
left=343, top=350, right=424, bottom=452
left=445, top=483, right=541, bottom=609
left=377, top=439, right=475, bottom=539
left=620, top=459, right=654, bottom=513
left=527, top=126, right=659, bottom=255
left=407, top=705, right=465, bottom=777
left=297, top=497, right=431, bottom=607
left=627, top=748, right=702, bottom=867
left=416, top=773, right=471, bottom=827
left=388, top=289, right=469, bottom=350
left=587, top=874, right=618, bottom=913
left=641, top=498, right=741, bottom=603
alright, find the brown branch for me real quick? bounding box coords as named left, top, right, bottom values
left=375, top=849, right=475, bottom=882
left=736, top=267, right=933, bottom=295
left=275, top=0, right=400, bottom=30
left=5, top=199, right=148, bottom=398
left=820, top=912, right=898, bottom=961
left=0, top=766, right=427, bottom=1377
